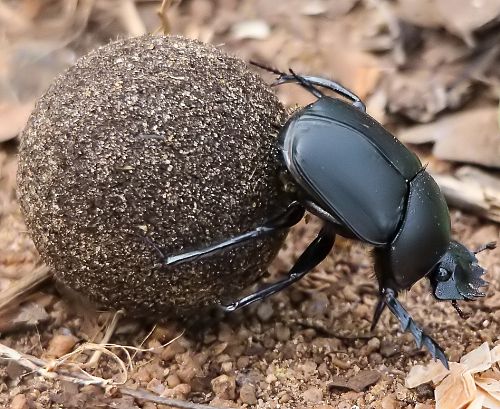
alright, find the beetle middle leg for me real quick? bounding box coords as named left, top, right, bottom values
left=158, top=202, right=305, bottom=266
left=221, top=225, right=336, bottom=312
left=373, top=288, right=449, bottom=369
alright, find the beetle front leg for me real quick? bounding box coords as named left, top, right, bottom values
left=375, top=288, right=449, bottom=369
left=272, top=74, right=366, bottom=112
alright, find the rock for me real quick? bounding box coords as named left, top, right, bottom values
left=380, top=340, right=399, bottom=358
left=381, top=395, right=398, bottom=409
left=10, top=394, right=30, bottom=409
left=211, top=374, right=236, bottom=400
left=274, top=323, right=291, bottom=342
left=302, top=387, right=323, bottom=403
left=256, top=302, right=274, bottom=322
left=166, top=374, right=181, bottom=388
left=17, top=35, right=288, bottom=318
left=239, top=383, right=257, bottom=405
left=329, top=370, right=382, bottom=392
left=46, top=334, right=78, bottom=358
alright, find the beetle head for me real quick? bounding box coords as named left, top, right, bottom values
left=428, top=240, right=493, bottom=301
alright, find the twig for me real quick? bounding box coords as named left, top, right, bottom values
left=86, top=310, right=124, bottom=368
left=0, top=265, right=52, bottom=311
left=431, top=169, right=500, bottom=223
left=0, top=342, right=230, bottom=409
left=120, top=387, right=235, bottom=409
left=156, top=0, right=173, bottom=34
left=117, top=0, right=147, bottom=36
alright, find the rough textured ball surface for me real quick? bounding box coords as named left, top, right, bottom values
left=17, top=35, right=288, bottom=318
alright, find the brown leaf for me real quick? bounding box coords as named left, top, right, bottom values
left=460, top=342, right=493, bottom=374
left=329, top=370, right=382, bottom=392
left=405, top=360, right=450, bottom=388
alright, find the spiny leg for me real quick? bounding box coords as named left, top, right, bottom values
left=159, top=202, right=305, bottom=266
left=221, top=225, right=336, bottom=312
left=250, top=61, right=366, bottom=111
left=274, top=74, right=366, bottom=112
left=377, top=288, right=449, bottom=369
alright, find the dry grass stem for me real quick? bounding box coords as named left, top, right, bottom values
left=86, top=310, right=125, bottom=368
left=0, top=341, right=227, bottom=408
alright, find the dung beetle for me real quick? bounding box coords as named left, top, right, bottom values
left=157, top=63, right=495, bottom=369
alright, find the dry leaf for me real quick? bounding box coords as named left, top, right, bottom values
left=329, top=370, right=381, bottom=392
left=476, top=387, right=500, bottom=409
left=461, top=342, right=493, bottom=374
left=405, top=360, right=450, bottom=388
left=435, top=366, right=476, bottom=409
left=407, top=343, right=500, bottom=408
left=491, top=346, right=500, bottom=363
left=432, top=108, right=500, bottom=169
left=475, top=378, right=500, bottom=402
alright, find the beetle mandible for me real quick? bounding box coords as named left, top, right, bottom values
left=155, top=63, right=496, bottom=369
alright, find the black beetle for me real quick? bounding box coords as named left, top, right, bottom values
left=157, top=63, right=495, bottom=369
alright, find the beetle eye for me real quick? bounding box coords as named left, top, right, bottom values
left=436, top=268, right=452, bottom=282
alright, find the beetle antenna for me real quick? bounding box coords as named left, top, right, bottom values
left=288, top=68, right=324, bottom=99
left=474, top=241, right=496, bottom=254
left=249, top=60, right=287, bottom=77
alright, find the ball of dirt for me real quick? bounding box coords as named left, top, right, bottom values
left=17, top=35, right=288, bottom=318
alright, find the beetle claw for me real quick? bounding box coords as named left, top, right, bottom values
left=370, top=297, right=386, bottom=332
left=382, top=288, right=449, bottom=369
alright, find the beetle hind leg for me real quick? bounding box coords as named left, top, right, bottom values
left=221, top=225, right=336, bottom=312
left=378, top=288, right=449, bottom=369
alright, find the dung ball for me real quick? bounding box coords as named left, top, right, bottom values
left=17, top=35, right=288, bottom=318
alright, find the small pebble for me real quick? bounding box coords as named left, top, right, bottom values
left=146, top=378, right=165, bottom=395
left=166, top=373, right=181, bottom=388
left=274, top=323, right=291, bottom=342
left=257, top=302, right=274, bottom=322
left=221, top=361, right=233, bottom=373
left=381, top=395, right=398, bottom=409
left=380, top=340, right=399, bottom=358
left=302, top=387, right=323, bottom=403
left=342, top=286, right=360, bottom=302
left=46, top=334, right=78, bottom=358
left=367, top=337, right=381, bottom=354
left=10, top=394, right=29, bottom=409
left=239, top=383, right=257, bottom=405
left=210, top=397, right=237, bottom=408
left=211, top=374, right=236, bottom=400
left=236, top=356, right=250, bottom=369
